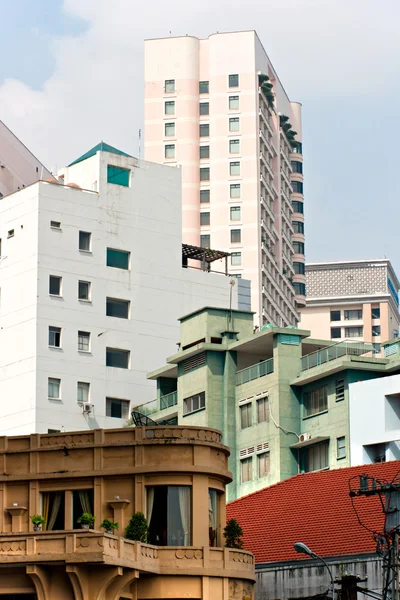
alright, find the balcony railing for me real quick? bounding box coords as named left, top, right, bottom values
left=300, top=342, right=374, bottom=372
left=236, top=358, right=274, bottom=386
left=160, top=391, right=178, bottom=410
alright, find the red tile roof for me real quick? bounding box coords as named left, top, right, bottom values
left=227, top=462, right=400, bottom=564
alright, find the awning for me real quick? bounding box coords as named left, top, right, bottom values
left=290, top=436, right=330, bottom=449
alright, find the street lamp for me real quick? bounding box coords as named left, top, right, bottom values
left=294, top=542, right=335, bottom=600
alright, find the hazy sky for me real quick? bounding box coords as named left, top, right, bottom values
left=1, top=0, right=400, bottom=268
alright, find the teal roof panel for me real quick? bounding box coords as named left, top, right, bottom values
left=68, top=141, right=133, bottom=167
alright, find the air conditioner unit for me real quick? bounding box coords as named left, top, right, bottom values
left=82, top=402, right=93, bottom=414
left=299, top=433, right=311, bottom=443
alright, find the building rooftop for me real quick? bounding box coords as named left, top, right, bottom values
left=227, top=461, right=400, bottom=564
left=68, top=141, right=133, bottom=167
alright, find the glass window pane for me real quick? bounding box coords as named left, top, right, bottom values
left=229, top=139, right=240, bottom=154
left=229, top=117, right=240, bottom=131
left=48, top=378, right=60, bottom=399
left=230, top=206, right=241, bottom=221
left=200, top=102, right=209, bottom=115
left=372, top=307, right=381, bottom=319
left=77, top=382, right=90, bottom=403
left=231, top=252, right=241, bottom=265
left=230, top=161, right=240, bottom=176
left=106, top=348, right=130, bottom=369
left=165, top=79, right=175, bottom=93
left=49, top=276, right=61, bottom=296
left=200, top=146, right=210, bottom=159
left=79, top=231, right=91, bottom=251
left=330, top=310, right=341, bottom=321
left=241, top=457, right=252, bottom=483
left=199, top=81, right=209, bottom=94
left=200, top=124, right=210, bottom=137
left=78, top=331, right=90, bottom=352
left=200, top=235, right=210, bottom=248
left=106, top=397, right=130, bottom=418
left=78, top=281, right=90, bottom=300
left=200, top=212, right=210, bottom=226
left=230, top=184, right=240, bottom=198
left=165, top=101, right=175, bottom=115
left=107, top=165, right=130, bottom=187
left=200, top=190, right=210, bottom=203
left=229, top=96, right=239, bottom=109
left=229, top=74, right=239, bottom=87
left=165, top=122, right=175, bottom=136
left=165, top=144, right=175, bottom=159
left=106, top=298, right=130, bottom=319
left=107, top=248, right=130, bottom=269
left=49, top=326, right=61, bottom=347
left=231, top=229, right=241, bottom=244
left=200, top=168, right=210, bottom=181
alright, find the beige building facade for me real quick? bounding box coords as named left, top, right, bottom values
left=0, top=426, right=254, bottom=599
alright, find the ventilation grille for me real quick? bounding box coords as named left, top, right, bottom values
left=257, top=442, right=269, bottom=453
left=239, top=446, right=255, bottom=458
left=182, top=352, right=206, bottom=373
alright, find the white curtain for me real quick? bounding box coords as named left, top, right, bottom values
left=47, top=492, right=62, bottom=531
left=178, top=486, right=191, bottom=546
left=147, top=488, right=155, bottom=527
left=78, top=490, right=92, bottom=514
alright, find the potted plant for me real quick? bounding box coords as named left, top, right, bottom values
left=258, top=73, right=275, bottom=109
left=100, top=519, right=119, bottom=534
left=279, top=114, right=298, bottom=149
left=77, top=512, right=95, bottom=530
left=31, top=514, right=46, bottom=531
left=125, top=512, right=148, bottom=542
left=224, top=518, right=244, bottom=549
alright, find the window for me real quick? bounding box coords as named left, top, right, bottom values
left=344, top=309, right=362, bottom=320
left=183, top=391, right=205, bottom=415
left=107, top=248, right=130, bottom=270
left=208, top=489, right=218, bottom=546
left=78, top=280, right=91, bottom=301
left=72, top=489, right=94, bottom=529
left=79, top=231, right=91, bottom=251
left=200, top=102, right=209, bottom=115
left=331, top=327, right=341, bottom=339
left=292, top=181, right=304, bottom=194
left=229, top=117, right=240, bottom=132
left=50, top=220, right=61, bottom=229
left=106, top=297, right=130, bottom=319
left=200, top=167, right=210, bottom=181
left=241, top=457, right=252, bottom=483
left=48, top=326, right=61, bottom=348
left=292, top=200, right=304, bottom=214
left=165, top=79, right=175, bottom=93
left=230, top=183, right=240, bottom=198
left=229, top=74, right=239, bottom=87
left=304, top=441, right=329, bottom=472
left=229, top=95, right=239, bottom=110
left=77, top=382, right=90, bottom=403
left=230, top=206, right=241, bottom=221
left=240, top=403, right=252, bottom=429
left=335, top=379, right=345, bottom=402
left=293, top=241, right=305, bottom=254
left=231, top=252, right=242, bottom=266
left=294, top=262, right=305, bottom=275
left=330, top=310, right=341, bottom=321
left=49, top=275, right=62, bottom=296
left=106, top=348, right=130, bottom=369
left=7, top=229, right=14, bottom=238
left=107, top=165, right=130, bottom=187
left=48, top=378, right=61, bottom=400
left=258, top=452, right=270, bottom=478
left=48, top=429, right=60, bottom=434
left=200, top=124, right=209, bottom=137
left=199, top=81, right=209, bottom=94
left=40, top=491, right=65, bottom=530
left=147, top=485, right=191, bottom=546
left=345, top=326, right=363, bottom=338
left=200, top=146, right=210, bottom=159
left=230, top=161, right=240, bottom=176
left=372, top=307, right=381, bottom=319
left=231, top=229, right=241, bottom=244
left=291, top=160, right=303, bottom=174
left=229, top=139, right=240, bottom=154
left=106, top=397, right=130, bottom=419
left=200, top=212, right=210, bottom=226
left=257, top=397, right=269, bottom=423
left=304, top=386, right=327, bottom=417
left=294, top=282, right=306, bottom=296
left=164, top=144, right=175, bottom=159
left=200, top=189, right=210, bottom=203
left=78, top=331, right=90, bottom=352
left=165, top=122, right=175, bottom=137
left=373, top=343, right=381, bottom=354
left=372, top=325, right=381, bottom=337
left=293, top=221, right=304, bottom=234
left=293, top=141, right=303, bottom=154
left=337, top=436, right=346, bottom=459
left=165, top=100, right=175, bottom=115
left=200, top=235, right=210, bottom=248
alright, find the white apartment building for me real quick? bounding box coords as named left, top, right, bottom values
left=144, top=30, right=305, bottom=329
left=0, top=142, right=250, bottom=435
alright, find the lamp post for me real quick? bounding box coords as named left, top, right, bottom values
left=294, top=542, right=335, bottom=600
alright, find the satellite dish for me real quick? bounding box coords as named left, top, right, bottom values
left=131, top=410, right=160, bottom=427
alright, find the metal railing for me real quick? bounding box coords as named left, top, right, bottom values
left=160, top=391, right=178, bottom=410
left=236, top=358, right=274, bottom=386
left=300, top=342, right=373, bottom=372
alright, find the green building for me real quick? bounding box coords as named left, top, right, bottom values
left=136, top=307, right=400, bottom=500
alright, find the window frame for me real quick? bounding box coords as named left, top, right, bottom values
left=199, top=81, right=209, bottom=94
left=78, top=280, right=91, bottom=301
left=200, top=189, right=210, bottom=204
left=106, top=347, right=130, bottom=369
left=49, top=275, right=62, bottom=297
left=231, top=251, right=242, bottom=266
left=331, top=327, right=341, bottom=339
left=200, top=167, right=210, bottom=182
left=200, top=102, right=209, bottom=116
left=230, top=183, right=241, bottom=198
left=106, top=397, right=130, bottom=419
left=165, top=79, right=175, bottom=93
left=230, top=161, right=240, bottom=176
left=257, top=397, right=269, bottom=423
left=330, top=310, right=341, bottom=322
left=372, top=307, right=381, bottom=320
left=48, top=377, right=61, bottom=400
left=240, top=402, right=252, bottom=429
left=335, top=379, right=345, bottom=402
left=106, top=297, right=130, bottom=319
left=199, top=123, right=210, bottom=138
left=50, top=220, right=61, bottom=229
left=200, top=235, right=210, bottom=249
left=200, top=145, right=210, bottom=160
left=106, top=248, right=130, bottom=270
left=345, top=326, right=363, bottom=338
left=200, top=212, right=210, bottom=226
left=258, top=452, right=270, bottom=478
left=77, top=381, right=90, bottom=404
left=240, top=456, right=253, bottom=483
left=230, top=206, right=241, bottom=221
left=229, top=117, right=240, bottom=132
left=164, top=100, right=175, bottom=115
left=344, top=309, right=362, bottom=320
left=48, top=326, right=61, bottom=348
left=79, top=231, right=91, bottom=252
left=230, top=229, right=241, bottom=244
left=165, top=122, right=175, bottom=137
left=304, top=386, right=328, bottom=418
left=229, top=139, right=240, bottom=154
left=78, top=331, right=91, bottom=352
left=183, top=391, right=206, bottom=416
left=229, top=74, right=239, bottom=88
left=107, top=165, right=130, bottom=187
left=164, top=144, right=175, bottom=159
left=337, top=436, right=346, bottom=459
left=229, top=95, right=239, bottom=110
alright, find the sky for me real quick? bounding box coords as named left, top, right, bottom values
left=1, top=0, right=400, bottom=268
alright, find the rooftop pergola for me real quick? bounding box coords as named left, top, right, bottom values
left=182, top=244, right=231, bottom=275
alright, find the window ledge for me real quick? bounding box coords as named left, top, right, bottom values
left=79, top=250, right=92, bottom=255
left=302, top=409, right=329, bottom=420
left=78, top=299, right=92, bottom=304
left=49, top=294, right=63, bottom=299
left=78, top=350, right=92, bottom=355
left=50, top=227, right=62, bottom=231
left=337, top=456, right=346, bottom=460
left=48, top=398, right=62, bottom=402
left=183, top=407, right=206, bottom=418
left=48, top=346, right=63, bottom=351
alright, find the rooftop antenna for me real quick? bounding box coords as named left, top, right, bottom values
left=138, top=129, right=141, bottom=160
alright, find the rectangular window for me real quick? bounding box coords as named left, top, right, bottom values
left=165, top=79, right=175, bottom=93
left=77, top=381, right=90, bottom=403
left=79, top=231, right=91, bottom=251
left=200, top=124, right=210, bottom=137
left=240, top=403, right=252, bottom=429
left=229, top=74, right=239, bottom=87
left=106, top=397, right=130, bottom=419
left=230, top=206, right=241, bottom=221
left=200, top=189, right=210, bottom=203
left=106, top=348, right=130, bottom=369
left=344, top=309, right=362, bottom=320
left=304, top=386, right=327, bottom=417
left=199, top=81, right=209, bottom=94
left=372, top=307, right=381, bottom=319
left=107, top=165, right=130, bottom=187
left=292, top=181, right=304, bottom=194
left=229, top=95, right=239, bottom=110
left=200, top=235, right=210, bottom=248
left=200, top=167, right=210, bottom=181
left=258, top=452, right=270, bottom=478
left=165, top=100, right=175, bottom=115
left=165, top=122, right=175, bottom=137
left=372, top=325, right=381, bottom=337
left=183, top=391, right=205, bottom=415
left=230, top=183, right=240, bottom=198
left=200, top=145, right=210, bottom=159
left=292, top=201, right=304, bottom=214
left=231, top=229, right=241, bottom=244
left=345, top=326, right=363, bottom=338
left=293, top=241, right=305, bottom=254
left=230, top=161, right=240, bottom=176
left=330, top=310, right=341, bottom=321
left=50, top=220, right=61, bottom=229
left=293, top=221, right=304, bottom=234
left=231, top=252, right=242, bottom=266
left=49, top=275, right=62, bottom=296
left=257, top=397, right=269, bottom=423
left=229, top=139, right=240, bottom=154
left=106, top=297, right=130, bottom=319
left=165, top=144, right=175, bottom=159
left=291, top=160, right=303, bottom=174
left=200, top=212, right=210, bottom=226
left=331, top=327, right=341, bottom=339
left=48, top=378, right=61, bottom=400
left=241, top=457, right=252, bottom=483
left=147, top=485, right=191, bottom=546
left=337, top=436, right=346, bottom=459
left=78, top=331, right=90, bottom=352
left=78, top=280, right=91, bottom=301
left=336, top=379, right=345, bottom=402
left=294, top=262, right=305, bottom=275
left=373, top=342, right=381, bottom=354
left=200, top=102, right=209, bottom=115
left=229, top=117, right=240, bottom=132
left=48, top=326, right=61, bottom=348
left=305, top=441, right=329, bottom=472
left=106, top=248, right=130, bottom=270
